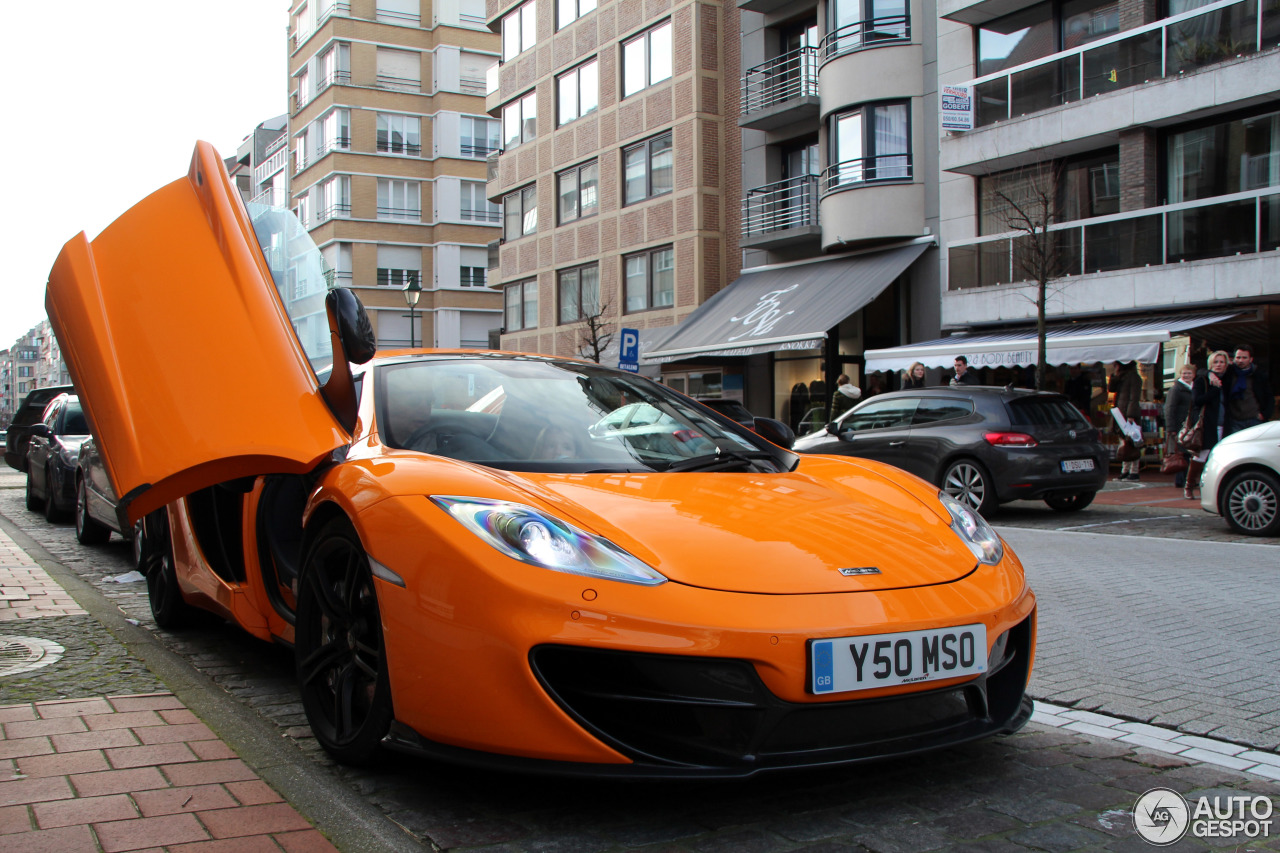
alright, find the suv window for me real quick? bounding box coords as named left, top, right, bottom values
left=1007, top=397, right=1089, bottom=427
left=912, top=398, right=974, bottom=425
left=842, top=397, right=918, bottom=431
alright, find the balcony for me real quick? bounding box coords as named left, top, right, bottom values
left=317, top=136, right=351, bottom=158
left=375, top=74, right=421, bottom=93
left=821, top=154, right=913, bottom=194
left=461, top=76, right=487, bottom=95
left=250, top=188, right=283, bottom=208
left=741, top=176, right=821, bottom=249
left=961, top=0, right=1278, bottom=130
left=947, top=186, right=1280, bottom=289
left=462, top=208, right=503, bottom=224
left=820, top=15, right=911, bottom=62
left=317, top=69, right=351, bottom=95
left=739, top=47, right=820, bottom=131
left=820, top=155, right=923, bottom=247
left=253, top=146, right=288, bottom=186
left=377, top=140, right=422, bottom=156
left=315, top=203, right=352, bottom=223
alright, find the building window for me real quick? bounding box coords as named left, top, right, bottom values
left=461, top=116, right=501, bottom=158
left=504, top=184, right=538, bottom=240
left=827, top=101, right=910, bottom=188
left=319, top=109, right=350, bottom=156
left=622, top=21, right=672, bottom=97
left=460, top=266, right=487, bottom=287
left=976, top=0, right=1118, bottom=76
left=827, top=0, right=908, bottom=56
left=623, top=246, right=674, bottom=313
left=557, top=0, right=597, bottom=29
left=978, top=149, right=1119, bottom=235
left=296, top=196, right=311, bottom=227
left=378, top=179, right=421, bottom=220
left=556, top=60, right=599, bottom=126
left=295, top=67, right=311, bottom=110
left=506, top=279, right=538, bottom=330
left=502, top=0, right=537, bottom=61
left=376, top=0, right=420, bottom=26
left=1168, top=109, right=1280, bottom=203
left=462, top=181, right=502, bottom=223
left=557, top=161, right=599, bottom=223
left=558, top=264, right=600, bottom=323
left=377, top=268, right=421, bottom=288
left=377, top=114, right=421, bottom=155
left=623, top=132, right=673, bottom=205
left=317, top=43, right=351, bottom=91
left=376, top=47, right=421, bottom=92
left=316, top=175, right=351, bottom=221
left=503, top=91, right=538, bottom=149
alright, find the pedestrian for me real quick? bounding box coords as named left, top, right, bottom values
left=951, top=355, right=980, bottom=386
left=1109, top=361, right=1143, bottom=481
left=830, top=374, right=862, bottom=420
left=902, top=361, right=927, bottom=388
left=1185, top=350, right=1230, bottom=499
left=1223, top=343, right=1273, bottom=435
left=1163, top=363, right=1195, bottom=489
left=1064, top=364, right=1093, bottom=415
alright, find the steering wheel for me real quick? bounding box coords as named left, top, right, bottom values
left=404, top=424, right=445, bottom=452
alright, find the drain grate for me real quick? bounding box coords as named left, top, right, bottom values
left=0, top=636, right=66, bottom=677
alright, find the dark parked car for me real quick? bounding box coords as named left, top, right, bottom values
left=698, top=398, right=756, bottom=428
left=75, top=436, right=137, bottom=548
left=793, top=386, right=1108, bottom=515
left=5, top=385, right=75, bottom=471
left=25, top=393, right=92, bottom=522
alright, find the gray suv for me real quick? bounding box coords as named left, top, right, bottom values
left=793, top=386, right=1108, bottom=515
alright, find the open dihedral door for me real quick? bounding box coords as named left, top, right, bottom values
left=46, top=141, right=350, bottom=525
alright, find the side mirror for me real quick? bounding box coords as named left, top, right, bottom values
left=319, top=288, right=377, bottom=434
left=825, top=422, right=840, bottom=436
left=753, top=417, right=795, bottom=450
left=29, top=423, right=51, bottom=439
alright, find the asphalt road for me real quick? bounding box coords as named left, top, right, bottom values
left=2, top=468, right=1278, bottom=852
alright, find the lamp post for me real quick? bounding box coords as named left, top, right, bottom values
left=403, top=279, right=422, bottom=348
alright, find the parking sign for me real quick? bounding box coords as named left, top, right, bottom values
left=619, top=327, right=639, bottom=373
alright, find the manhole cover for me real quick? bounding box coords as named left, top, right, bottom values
left=0, top=636, right=65, bottom=677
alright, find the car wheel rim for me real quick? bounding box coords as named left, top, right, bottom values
left=1228, top=478, right=1278, bottom=532
left=945, top=463, right=985, bottom=511
left=299, top=540, right=382, bottom=746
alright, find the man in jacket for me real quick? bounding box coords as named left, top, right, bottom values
left=1224, top=344, right=1274, bottom=435
left=951, top=355, right=980, bottom=386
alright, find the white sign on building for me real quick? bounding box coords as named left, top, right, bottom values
left=941, top=85, right=974, bottom=131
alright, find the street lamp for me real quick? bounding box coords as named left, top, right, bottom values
left=403, top=279, right=422, bottom=348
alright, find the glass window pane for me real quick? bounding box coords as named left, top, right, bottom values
left=581, top=264, right=599, bottom=314
left=650, top=135, right=673, bottom=195
left=503, top=14, right=519, bottom=60
left=624, top=145, right=647, bottom=203
left=579, top=61, right=598, bottom=116
left=652, top=248, right=674, bottom=307
left=558, top=0, right=574, bottom=27
left=623, top=36, right=646, bottom=96
left=582, top=0, right=596, bottom=14
left=506, top=285, right=522, bottom=329
left=873, top=103, right=909, bottom=179
left=625, top=255, right=647, bottom=311
left=650, top=23, right=672, bottom=84
left=558, top=71, right=577, bottom=125
left=522, top=1, right=537, bottom=51
left=560, top=269, right=579, bottom=323
left=523, top=280, right=538, bottom=328
left=504, top=102, right=521, bottom=148
left=559, top=170, right=579, bottom=221
left=523, top=185, right=538, bottom=234
left=522, top=92, right=537, bottom=142
left=580, top=162, right=599, bottom=215
left=505, top=193, right=522, bottom=239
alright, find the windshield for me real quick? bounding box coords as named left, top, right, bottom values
left=247, top=202, right=335, bottom=375
left=64, top=401, right=90, bottom=435
left=374, top=356, right=791, bottom=473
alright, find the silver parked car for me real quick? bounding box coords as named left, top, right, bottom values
left=1200, top=421, right=1280, bottom=537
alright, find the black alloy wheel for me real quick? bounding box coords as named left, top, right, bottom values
left=1044, top=490, right=1097, bottom=512
left=1222, top=469, right=1280, bottom=537
left=44, top=465, right=68, bottom=523
left=942, top=459, right=997, bottom=516
left=75, top=477, right=111, bottom=545
left=295, top=517, right=393, bottom=765
left=143, top=509, right=197, bottom=628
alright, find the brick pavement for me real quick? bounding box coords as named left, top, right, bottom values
left=0, top=528, right=339, bottom=853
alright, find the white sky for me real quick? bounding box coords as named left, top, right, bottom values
left=0, top=1, right=290, bottom=347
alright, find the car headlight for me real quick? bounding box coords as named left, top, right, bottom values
left=431, top=496, right=667, bottom=586
left=938, top=491, right=1004, bottom=566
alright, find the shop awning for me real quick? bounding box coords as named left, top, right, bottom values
left=642, top=241, right=929, bottom=363
left=863, top=312, right=1241, bottom=372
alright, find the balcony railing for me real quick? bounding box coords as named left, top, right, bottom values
left=254, top=146, right=288, bottom=186
left=319, top=1, right=351, bottom=25
left=742, top=176, right=820, bottom=236
left=377, top=140, right=422, bottom=156
left=821, top=154, right=913, bottom=194
left=465, top=142, right=499, bottom=160
left=315, top=202, right=351, bottom=223
left=947, top=185, right=1280, bottom=289
left=962, top=0, right=1278, bottom=129
left=820, top=15, right=911, bottom=62
left=376, top=8, right=419, bottom=25
left=377, top=206, right=422, bottom=220
left=317, top=136, right=351, bottom=157
left=741, top=46, right=819, bottom=114
left=376, top=74, right=421, bottom=93
left=460, top=76, right=487, bottom=95
left=317, top=69, right=351, bottom=94
left=250, top=188, right=282, bottom=208
left=462, top=208, right=503, bottom=223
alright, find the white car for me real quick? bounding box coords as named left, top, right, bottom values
left=1200, top=421, right=1280, bottom=537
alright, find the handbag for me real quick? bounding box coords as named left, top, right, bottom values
left=1160, top=452, right=1188, bottom=474
left=1177, top=410, right=1204, bottom=453
left=1116, top=438, right=1141, bottom=462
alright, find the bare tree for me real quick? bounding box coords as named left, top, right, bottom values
left=989, top=163, right=1069, bottom=390
left=563, top=301, right=615, bottom=363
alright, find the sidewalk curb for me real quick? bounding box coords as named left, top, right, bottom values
left=0, top=510, right=427, bottom=853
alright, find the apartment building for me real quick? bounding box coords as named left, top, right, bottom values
left=1, top=323, right=69, bottom=425
left=864, top=0, right=1280, bottom=388
left=485, top=0, right=743, bottom=388
left=226, top=115, right=290, bottom=208
left=288, top=0, right=503, bottom=353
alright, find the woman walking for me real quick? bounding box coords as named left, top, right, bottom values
left=1185, top=350, right=1230, bottom=499
left=1109, top=361, right=1143, bottom=481
left=1163, top=363, right=1196, bottom=489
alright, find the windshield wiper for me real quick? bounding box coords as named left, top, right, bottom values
left=664, top=445, right=779, bottom=473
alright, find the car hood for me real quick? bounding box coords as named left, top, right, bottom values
left=487, top=456, right=977, bottom=594
left=1215, top=420, right=1280, bottom=449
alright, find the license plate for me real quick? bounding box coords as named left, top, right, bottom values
left=809, top=624, right=987, bottom=695
left=1061, top=458, right=1095, bottom=472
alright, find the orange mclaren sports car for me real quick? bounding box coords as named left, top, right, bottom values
left=45, top=143, right=1036, bottom=777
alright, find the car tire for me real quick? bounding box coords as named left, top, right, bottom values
left=1221, top=469, right=1280, bottom=537
left=44, top=465, right=68, bottom=523
left=75, top=477, right=112, bottom=545
left=295, top=516, right=393, bottom=766
left=25, top=470, right=41, bottom=512
left=143, top=510, right=198, bottom=628
left=1044, top=490, right=1096, bottom=512
left=942, top=459, right=997, bottom=517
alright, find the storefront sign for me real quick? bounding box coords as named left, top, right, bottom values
left=941, top=85, right=974, bottom=131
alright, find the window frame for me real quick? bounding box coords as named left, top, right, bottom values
left=622, top=245, right=675, bottom=314
left=505, top=279, right=539, bottom=331
left=557, top=0, right=597, bottom=29
left=827, top=100, right=912, bottom=188
left=622, top=132, right=674, bottom=206
left=556, top=59, right=599, bottom=127
left=504, top=184, right=538, bottom=241
left=460, top=265, right=487, bottom=288
left=502, top=0, right=538, bottom=62
left=461, top=180, right=502, bottom=223
left=460, top=115, right=501, bottom=159
left=557, top=263, right=601, bottom=324
left=621, top=20, right=673, bottom=97
left=503, top=90, right=538, bottom=150
left=557, top=160, right=600, bottom=224
left=377, top=178, right=422, bottom=221
left=376, top=112, right=421, bottom=156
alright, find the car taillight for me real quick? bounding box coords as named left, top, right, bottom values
left=673, top=430, right=704, bottom=443
left=985, top=432, right=1038, bottom=447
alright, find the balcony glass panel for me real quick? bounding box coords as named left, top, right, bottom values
left=1009, top=58, right=1069, bottom=118
left=979, top=239, right=1012, bottom=286
left=1167, top=0, right=1258, bottom=75
left=948, top=245, right=979, bottom=289
left=1167, top=198, right=1258, bottom=261
left=1263, top=198, right=1280, bottom=250
left=975, top=78, right=1010, bottom=128
left=1083, top=215, right=1162, bottom=271
left=1263, top=0, right=1280, bottom=46
left=1082, top=31, right=1161, bottom=96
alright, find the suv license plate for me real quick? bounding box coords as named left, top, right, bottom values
left=1061, top=459, right=1095, bottom=473
left=810, top=624, right=987, bottom=694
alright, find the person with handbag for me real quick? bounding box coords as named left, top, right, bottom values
left=1185, top=350, right=1230, bottom=499
left=1110, top=361, right=1144, bottom=480
left=1163, top=364, right=1196, bottom=488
